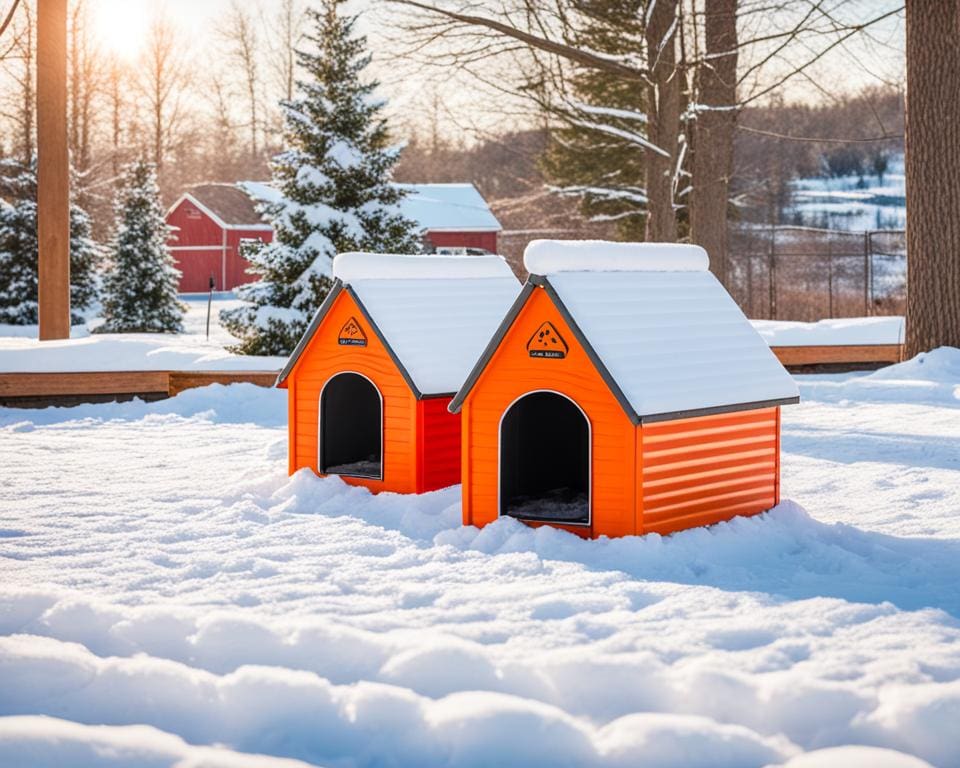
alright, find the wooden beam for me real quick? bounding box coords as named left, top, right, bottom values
left=37, top=0, right=71, bottom=340
left=771, top=344, right=903, bottom=367
left=167, top=370, right=280, bottom=396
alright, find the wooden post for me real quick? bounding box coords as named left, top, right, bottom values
left=37, top=0, right=70, bottom=340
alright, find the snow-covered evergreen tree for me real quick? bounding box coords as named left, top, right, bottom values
left=222, top=0, right=421, bottom=356
left=0, top=159, right=101, bottom=325
left=98, top=160, right=184, bottom=333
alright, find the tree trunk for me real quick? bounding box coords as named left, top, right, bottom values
left=644, top=0, right=680, bottom=242
left=904, top=0, right=960, bottom=356
left=690, top=0, right=738, bottom=284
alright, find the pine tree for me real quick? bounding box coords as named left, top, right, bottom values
left=222, top=0, right=421, bottom=356
left=0, top=159, right=101, bottom=325
left=98, top=160, right=184, bottom=333
left=538, top=1, right=650, bottom=240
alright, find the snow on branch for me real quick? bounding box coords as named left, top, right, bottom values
left=569, top=118, right=669, bottom=157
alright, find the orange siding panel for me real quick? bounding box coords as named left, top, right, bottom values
left=460, top=286, right=637, bottom=538
left=287, top=290, right=418, bottom=494
left=640, top=407, right=779, bottom=535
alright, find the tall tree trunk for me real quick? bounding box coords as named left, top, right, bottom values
left=644, top=0, right=680, bottom=242
left=904, top=0, right=960, bottom=356
left=690, top=0, right=738, bottom=284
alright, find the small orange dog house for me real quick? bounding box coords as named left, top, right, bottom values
left=449, top=240, right=800, bottom=538
left=277, top=252, right=519, bottom=493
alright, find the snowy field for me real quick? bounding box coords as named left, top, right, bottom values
left=1, top=349, right=958, bottom=767
left=0, top=295, right=285, bottom=373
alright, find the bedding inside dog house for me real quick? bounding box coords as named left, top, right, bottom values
left=276, top=252, right=520, bottom=493
left=449, top=240, right=801, bottom=537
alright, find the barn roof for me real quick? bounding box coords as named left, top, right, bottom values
left=180, top=184, right=270, bottom=228
left=450, top=240, right=800, bottom=423
left=239, top=181, right=500, bottom=234
left=394, top=184, right=501, bottom=232
left=276, top=252, right=520, bottom=397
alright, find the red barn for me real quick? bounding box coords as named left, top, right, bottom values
left=167, top=182, right=502, bottom=293
left=166, top=184, right=273, bottom=293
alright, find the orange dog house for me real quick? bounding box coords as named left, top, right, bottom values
left=449, top=240, right=800, bottom=538
left=277, top=252, right=519, bottom=493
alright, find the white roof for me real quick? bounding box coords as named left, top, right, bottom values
left=525, top=239, right=709, bottom=274
left=337, top=253, right=519, bottom=395
left=526, top=241, right=798, bottom=418
left=334, top=252, right=512, bottom=281
left=241, top=181, right=501, bottom=235
left=395, top=184, right=501, bottom=233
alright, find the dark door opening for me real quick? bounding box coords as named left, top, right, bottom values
left=320, top=372, right=382, bottom=479
left=499, top=391, right=589, bottom=524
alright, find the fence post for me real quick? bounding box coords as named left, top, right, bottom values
left=768, top=227, right=777, bottom=319
left=827, top=240, right=834, bottom=318
left=864, top=231, right=872, bottom=316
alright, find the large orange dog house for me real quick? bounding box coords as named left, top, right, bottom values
left=277, top=252, right=519, bottom=493
left=449, top=240, right=800, bottom=538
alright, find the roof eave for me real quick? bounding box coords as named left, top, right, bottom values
left=275, top=279, right=344, bottom=387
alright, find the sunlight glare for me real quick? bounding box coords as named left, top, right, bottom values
left=92, top=0, right=150, bottom=61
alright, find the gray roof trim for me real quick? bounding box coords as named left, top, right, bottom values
left=638, top=396, right=801, bottom=425
left=448, top=275, right=800, bottom=425
left=534, top=275, right=642, bottom=425
left=275, top=280, right=423, bottom=399
left=345, top=285, right=423, bottom=399
left=275, top=280, right=344, bottom=387
left=448, top=282, right=537, bottom=413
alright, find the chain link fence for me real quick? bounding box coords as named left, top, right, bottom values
left=501, top=225, right=906, bottom=322
left=728, top=226, right=906, bottom=321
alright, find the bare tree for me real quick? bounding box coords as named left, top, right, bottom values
left=67, top=0, right=102, bottom=192
left=266, top=0, right=305, bottom=105
left=690, top=0, right=737, bottom=281
left=222, top=0, right=261, bottom=160
left=137, top=15, right=189, bottom=178
left=0, top=0, right=34, bottom=164
left=644, top=0, right=681, bottom=241
left=904, top=0, right=960, bottom=355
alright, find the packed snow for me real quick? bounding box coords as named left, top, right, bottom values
left=547, top=269, right=799, bottom=417
left=1, top=349, right=958, bottom=767
left=333, top=252, right=515, bottom=281
left=0, top=294, right=285, bottom=373
left=524, top=239, right=709, bottom=274
left=752, top=316, right=905, bottom=347
left=325, top=254, right=519, bottom=395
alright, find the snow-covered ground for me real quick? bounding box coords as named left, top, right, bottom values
left=0, top=294, right=285, bottom=373
left=1, top=348, right=958, bottom=767
left=787, top=156, right=906, bottom=231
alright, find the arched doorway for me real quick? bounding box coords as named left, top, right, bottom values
left=499, top=391, right=590, bottom=525
left=319, top=372, right=382, bottom=479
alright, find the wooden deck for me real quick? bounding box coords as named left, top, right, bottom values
left=0, top=344, right=905, bottom=407
left=0, top=369, right=280, bottom=407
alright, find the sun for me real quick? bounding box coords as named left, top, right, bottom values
left=91, top=0, right=150, bottom=61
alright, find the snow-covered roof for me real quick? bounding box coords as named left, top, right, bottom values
left=395, top=184, right=501, bottom=233
left=239, top=181, right=501, bottom=235
left=524, top=239, right=709, bottom=274
left=333, top=252, right=512, bottom=282
left=278, top=253, right=520, bottom=396
left=451, top=240, right=798, bottom=421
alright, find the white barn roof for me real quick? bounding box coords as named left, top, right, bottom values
left=451, top=240, right=799, bottom=421
left=394, top=184, right=501, bottom=232
left=277, top=253, right=520, bottom=396
left=240, top=181, right=501, bottom=234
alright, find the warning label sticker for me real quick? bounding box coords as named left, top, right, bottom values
left=527, top=322, right=568, bottom=359
left=338, top=317, right=367, bottom=346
